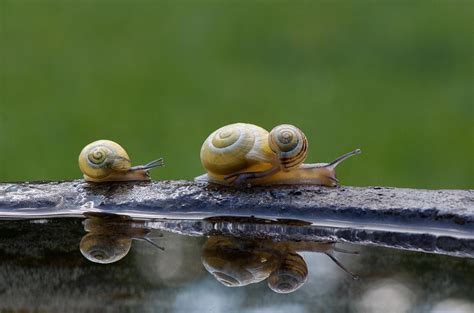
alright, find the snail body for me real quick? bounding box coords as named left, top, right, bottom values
left=79, top=140, right=163, bottom=182
left=196, top=123, right=360, bottom=186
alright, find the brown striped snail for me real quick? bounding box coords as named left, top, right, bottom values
left=267, top=252, right=308, bottom=293
left=196, top=123, right=360, bottom=186
left=201, top=236, right=358, bottom=294
left=79, top=140, right=163, bottom=182
left=80, top=215, right=164, bottom=264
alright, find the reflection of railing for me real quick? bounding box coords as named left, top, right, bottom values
left=1, top=180, right=473, bottom=257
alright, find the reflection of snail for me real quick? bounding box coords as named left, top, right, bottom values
left=267, top=252, right=308, bottom=293
left=197, top=123, right=360, bottom=186
left=202, top=236, right=358, bottom=293
left=80, top=215, right=164, bottom=264
left=79, top=140, right=164, bottom=182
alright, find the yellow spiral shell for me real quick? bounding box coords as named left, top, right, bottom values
left=200, top=123, right=274, bottom=176
left=267, top=252, right=308, bottom=294
left=269, top=124, right=308, bottom=171
left=79, top=140, right=131, bottom=181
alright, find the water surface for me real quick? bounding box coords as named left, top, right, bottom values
left=0, top=215, right=473, bottom=313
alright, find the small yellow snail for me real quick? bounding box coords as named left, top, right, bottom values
left=196, top=123, right=360, bottom=186
left=80, top=215, right=164, bottom=264
left=79, top=140, right=163, bottom=182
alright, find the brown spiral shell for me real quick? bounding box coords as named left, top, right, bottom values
left=267, top=252, right=308, bottom=294
left=268, top=124, right=308, bottom=170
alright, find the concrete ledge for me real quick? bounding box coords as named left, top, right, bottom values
left=0, top=180, right=473, bottom=257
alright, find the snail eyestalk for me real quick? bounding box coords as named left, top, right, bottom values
left=324, top=252, right=359, bottom=280
left=129, top=158, right=165, bottom=171
left=137, top=237, right=165, bottom=251
left=326, top=149, right=361, bottom=170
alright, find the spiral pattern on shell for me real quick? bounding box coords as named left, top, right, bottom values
left=267, top=252, right=308, bottom=294
left=200, top=123, right=271, bottom=175
left=268, top=124, right=307, bottom=170
left=87, top=146, right=111, bottom=166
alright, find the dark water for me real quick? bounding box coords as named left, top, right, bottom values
left=0, top=215, right=473, bottom=313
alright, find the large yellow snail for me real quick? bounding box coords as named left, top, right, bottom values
left=79, top=140, right=164, bottom=182
left=196, top=123, right=360, bottom=186
left=201, top=236, right=358, bottom=294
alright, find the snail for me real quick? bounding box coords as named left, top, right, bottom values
left=79, top=140, right=163, bottom=182
left=201, top=236, right=358, bottom=293
left=196, top=123, right=360, bottom=186
left=80, top=214, right=164, bottom=264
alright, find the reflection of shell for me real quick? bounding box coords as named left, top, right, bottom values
left=201, top=236, right=278, bottom=287
left=80, top=233, right=132, bottom=264
left=200, top=123, right=274, bottom=175
left=78, top=140, right=131, bottom=180
left=268, top=124, right=307, bottom=170
left=267, top=252, right=308, bottom=294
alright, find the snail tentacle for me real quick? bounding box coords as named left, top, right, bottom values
left=324, top=252, right=359, bottom=280
left=129, top=158, right=165, bottom=171
left=135, top=237, right=165, bottom=251
left=325, top=149, right=362, bottom=170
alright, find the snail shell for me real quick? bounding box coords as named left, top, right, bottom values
left=78, top=140, right=163, bottom=182
left=80, top=233, right=132, bottom=264
left=269, top=124, right=308, bottom=171
left=201, top=236, right=278, bottom=287
left=267, top=252, right=308, bottom=294
left=199, top=123, right=275, bottom=182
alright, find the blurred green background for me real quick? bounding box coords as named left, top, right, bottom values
left=1, top=0, right=473, bottom=189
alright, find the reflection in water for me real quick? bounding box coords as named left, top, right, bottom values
left=80, top=214, right=163, bottom=264
left=0, top=217, right=473, bottom=312
left=430, top=299, right=474, bottom=313
left=356, top=278, right=417, bottom=313
left=79, top=214, right=358, bottom=293
left=202, top=235, right=358, bottom=293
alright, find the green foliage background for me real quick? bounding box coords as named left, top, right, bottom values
left=1, top=0, right=473, bottom=188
